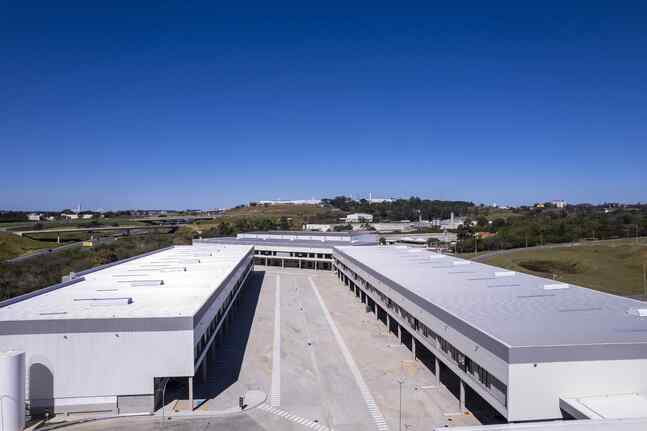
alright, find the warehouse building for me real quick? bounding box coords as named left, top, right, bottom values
left=333, top=245, right=647, bottom=422
left=0, top=243, right=253, bottom=416
left=198, top=231, right=377, bottom=270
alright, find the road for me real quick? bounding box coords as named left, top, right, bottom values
left=4, top=241, right=84, bottom=263
left=12, top=225, right=182, bottom=237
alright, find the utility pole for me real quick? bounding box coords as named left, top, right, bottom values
left=636, top=224, right=640, bottom=244
left=398, top=379, right=403, bottom=431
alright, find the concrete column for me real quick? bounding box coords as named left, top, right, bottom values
left=282, top=259, right=285, bottom=268
left=435, top=357, right=440, bottom=385
left=460, top=379, right=466, bottom=413
left=386, top=314, right=391, bottom=333
left=412, top=338, right=417, bottom=360
left=188, top=376, right=194, bottom=411
left=397, top=322, right=401, bottom=340
left=57, top=234, right=61, bottom=244
left=299, top=260, right=302, bottom=269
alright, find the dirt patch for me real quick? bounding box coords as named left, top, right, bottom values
left=518, top=259, right=580, bottom=274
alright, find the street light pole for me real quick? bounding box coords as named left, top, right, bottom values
left=398, top=379, right=403, bottom=431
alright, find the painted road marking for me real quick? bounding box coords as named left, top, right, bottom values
left=259, top=403, right=331, bottom=431
left=271, top=274, right=281, bottom=407
left=309, top=277, right=390, bottom=431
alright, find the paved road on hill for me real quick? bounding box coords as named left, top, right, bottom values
left=4, top=241, right=84, bottom=264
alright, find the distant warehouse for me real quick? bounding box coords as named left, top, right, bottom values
left=333, top=245, right=647, bottom=422
left=198, top=230, right=377, bottom=271
left=0, top=244, right=253, bottom=416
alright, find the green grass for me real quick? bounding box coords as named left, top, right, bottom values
left=480, top=239, right=647, bottom=297
left=0, top=232, right=62, bottom=261
left=0, top=233, right=175, bottom=300
left=5, top=217, right=148, bottom=232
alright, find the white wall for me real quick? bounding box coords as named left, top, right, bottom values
left=0, top=330, right=193, bottom=411
left=508, top=359, right=647, bottom=421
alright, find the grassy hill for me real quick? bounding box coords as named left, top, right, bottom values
left=0, top=232, right=62, bottom=261
left=188, top=204, right=344, bottom=234
left=224, top=204, right=343, bottom=224
left=479, top=239, right=647, bottom=298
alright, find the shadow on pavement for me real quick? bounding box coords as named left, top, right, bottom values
left=194, top=270, right=266, bottom=399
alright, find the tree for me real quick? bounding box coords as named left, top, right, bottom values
left=378, top=237, right=387, bottom=246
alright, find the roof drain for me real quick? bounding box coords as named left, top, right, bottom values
left=544, top=283, right=570, bottom=290
left=628, top=308, right=647, bottom=318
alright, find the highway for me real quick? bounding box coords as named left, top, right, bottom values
left=14, top=224, right=183, bottom=237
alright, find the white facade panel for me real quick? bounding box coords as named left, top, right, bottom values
left=508, top=360, right=647, bottom=421
left=0, top=330, right=193, bottom=410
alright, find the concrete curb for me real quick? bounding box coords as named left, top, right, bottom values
left=36, top=413, right=153, bottom=430
left=161, top=390, right=267, bottom=419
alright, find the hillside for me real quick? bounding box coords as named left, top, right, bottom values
left=224, top=204, right=343, bottom=223
left=479, top=239, right=647, bottom=298
left=0, top=232, right=61, bottom=261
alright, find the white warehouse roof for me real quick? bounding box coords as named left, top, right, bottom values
left=334, top=245, right=647, bottom=363
left=0, top=244, right=253, bottom=333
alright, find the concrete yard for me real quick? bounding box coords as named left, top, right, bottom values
left=60, top=268, right=481, bottom=430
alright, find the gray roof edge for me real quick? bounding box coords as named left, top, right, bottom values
left=509, top=342, right=647, bottom=364
left=332, top=246, right=512, bottom=362
left=196, top=237, right=340, bottom=249
left=240, top=230, right=367, bottom=237
left=0, top=316, right=193, bottom=335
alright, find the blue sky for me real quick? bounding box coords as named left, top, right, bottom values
left=2, top=1, right=646, bottom=210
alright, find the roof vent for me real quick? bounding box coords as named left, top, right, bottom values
left=544, top=283, right=570, bottom=290
left=495, top=271, right=516, bottom=278
left=628, top=308, right=647, bottom=318
left=117, top=279, right=164, bottom=286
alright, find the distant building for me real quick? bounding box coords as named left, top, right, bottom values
left=433, top=212, right=465, bottom=230
left=81, top=213, right=94, bottom=219
left=552, top=200, right=567, bottom=209
left=371, top=222, right=416, bottom=233
left=27, top=213, right=43, bottom=221
left=257, top=199, right=322, bottom=206
left=61, top=213, right=79, bottom=220
left=367, top=193, right=394, bottom=204
left=304, top=224, right=335, bottom=232
left=345, top=213, right=374, bottom=223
